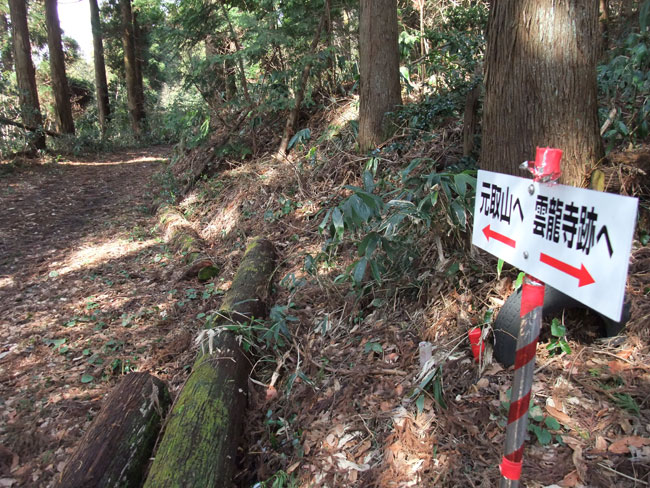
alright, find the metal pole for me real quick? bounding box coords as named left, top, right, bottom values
left=499, top=276, right=544, bottom=487
left=499, top=147, right=562, bottom=486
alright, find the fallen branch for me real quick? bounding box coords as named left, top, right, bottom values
left=0, top=115, right=61, bottom=138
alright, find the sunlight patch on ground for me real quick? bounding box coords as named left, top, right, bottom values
left=61, top=156, right=166, bottom=167
left=0, top=276, right=15, bottom=291
left=49, top=237, right=156, bottom=277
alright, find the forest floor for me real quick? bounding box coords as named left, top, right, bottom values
left=0, top=139, right=649, bottom=488
left=0, top=146, right=205, bottom=487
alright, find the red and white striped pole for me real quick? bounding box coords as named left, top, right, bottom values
left=499, top=147, right=562, bottom=488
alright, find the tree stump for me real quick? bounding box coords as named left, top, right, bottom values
left=55, top=372, right=171, bottom=488
left=143, top=237, right=276, bottom=488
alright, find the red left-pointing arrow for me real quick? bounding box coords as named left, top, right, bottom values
left=482, top=224, right=516, bottom=248
left=540, top=252, right=595, bottom=287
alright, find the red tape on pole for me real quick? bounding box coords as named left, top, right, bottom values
left=514, top=340, right=539, bottom=369
left=507, top=391, right=531, bottom=424
left=520, top=280, right=544, bottom=317
left=500, top=455, right=523, bottom=480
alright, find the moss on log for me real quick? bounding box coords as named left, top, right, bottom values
left=143, top=237, right=276, bottom=488
left=55, top=372, right=171, bottom=488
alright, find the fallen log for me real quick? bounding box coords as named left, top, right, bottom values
left=143, top=237, right=276, bottom=488
left=54, top=372, right=171, bottom=488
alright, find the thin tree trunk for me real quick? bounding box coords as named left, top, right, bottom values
left=0, top=13, right=13, bottom=72
left=205, top=35, right=226, bottom=125
left=120, top=0, right=144, bottom=138
left=8, top=0, right=45, bottom=150
left=89, top=0, right=110, bottom=134
left=599, top=0, right=610, bottom=54
left=324, top=0, right=336, bottom=93
left=132, top=10, right=146, bottom=129
left=481, top=0, right=603, bottom=187
left=225, top=41, right=238, bottom=101
left=45, top=0, right=75, bottom=134
left=220, top=3, right=251, bottom=105
left=358, top=0, right=402, bottom=152
left=277, top=13, right=326, bottom=157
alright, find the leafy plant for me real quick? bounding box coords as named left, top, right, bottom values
left=318, top=162, right=476, bottom=294
left=598, top=1, right=650, bottom=149
left=546, top=318, right=571, bottom=355
left=501, top=391, right=562, bottom=445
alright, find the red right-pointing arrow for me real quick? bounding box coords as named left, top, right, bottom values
left=482, top=224, right=516, bottom=248
left=540, top=252, right=595, bottom=287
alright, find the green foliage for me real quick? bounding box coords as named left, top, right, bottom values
left=546, top=318, right=571, bottom=356
left=598, top=1, right=650, bottom=149
left=412, top=364, right=447, bottom=412
left=254, top=470, right=299, bottom=488
left=501, top=391, right=563, bottom=446
left=317, top=160, right=476, bottom=293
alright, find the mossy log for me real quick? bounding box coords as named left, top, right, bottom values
left=55, top=372, right=171, bottom=488
left=143, top=237, right=276, bottom=488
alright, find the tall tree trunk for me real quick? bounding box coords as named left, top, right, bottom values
left=220, top=3, right=251, bottom=105
left=480, top=0, right=603, bottom=187
left=132, top=10, right=146, bottom=128
left=120, top=0, right=144, bottom=138
left=0, top=13, right=13, bottom=72
left=89, top=0, right=110, bottom=134
left=225, top=41, right=237, bottom=101
left=324, top=0, right=336, bottom=93
left=277, top=13, right=326, bottom=157
left=8, top=0, right=45, bottom=150
left=205, top=35, right=226, bottom=127
left=358, top=0, right=402, bottom=152
left=599, top=0, right=610, bottom=54
left=45, top=0, right=75, bottom=134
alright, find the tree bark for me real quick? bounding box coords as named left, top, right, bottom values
left=358, top=0, right=402, bottom=152
left=0, top=13, right=13, bottom=72
left=132, top=10, right=146, bottom=128
left=89, top=0, right=111, bottom=134
left=55, top=373, right=171, bottom=488
left=120, top=0, right=144, bottom=138
left=8, top=0, right=45, bottom=150
left=45, top=0, right=75, bottom=134
left=143, top=237, right=276, bottom=488
left=463, top=82, right=481, bottom=158
left=599, top=0, right=610, bottom=54
left=277, top=13, right=326, bottom=157
left=480, top=0, right=603, bottom=187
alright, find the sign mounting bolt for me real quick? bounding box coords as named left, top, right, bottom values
left=528, top=184, right=535, bottom=195
left=523, top=251, right=529, bottom=259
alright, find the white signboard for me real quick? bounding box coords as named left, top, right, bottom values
left=472, top=170, right=638, bottom=321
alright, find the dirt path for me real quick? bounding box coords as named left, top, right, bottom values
left=0, top=147, right=191, bottom=487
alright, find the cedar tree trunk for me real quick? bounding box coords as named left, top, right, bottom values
left=132, top=10, right=146, bottom=126
left=45, top=0, right=75, bottom=134
left=89, top=0, right=110, bottom=134
left=358, top=0, right=401, bottom=152
left=8, top=0, right=45, bottom=149
left=120, top=0, right=144, bottom=138
left=481, top=0, right=603, bottom=187
left=1, top=13, right=13, bottom=72
left=55, top=373, right=170, bottom=488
